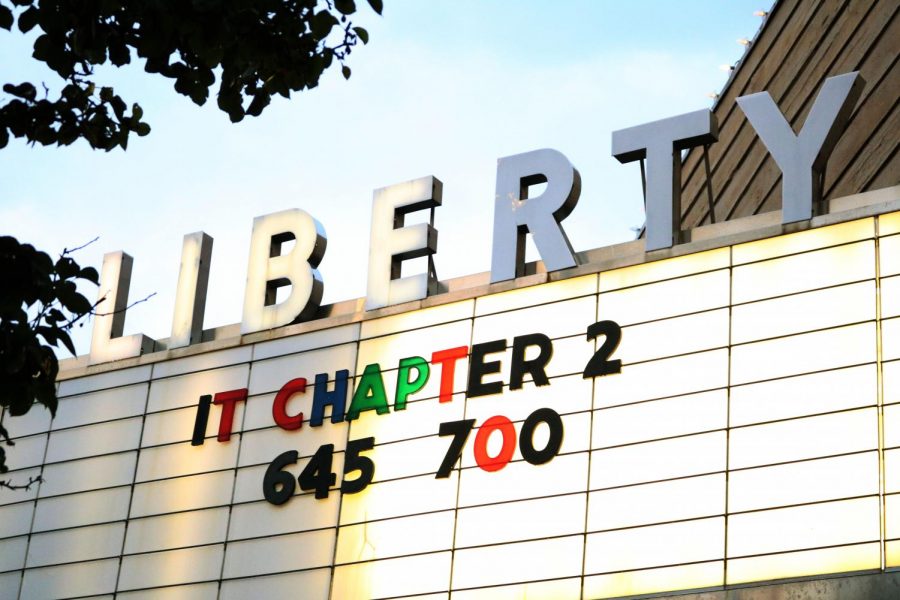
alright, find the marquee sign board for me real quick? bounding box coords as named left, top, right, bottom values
left=191, top=318, right=623, bottom=503
left=5, top=209, right=900, bottom=599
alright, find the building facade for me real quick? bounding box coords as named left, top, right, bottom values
left=1, top=0, right=899, bottom=598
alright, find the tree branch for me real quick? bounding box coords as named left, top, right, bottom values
left=62, top=236, right=99, bottom=255
left=91, top=291, right=157, bottom=317
left=0, top=475, right=42, bottom=491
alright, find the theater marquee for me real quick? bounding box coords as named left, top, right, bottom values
left=4, top=69, right=899, bottom=599
left=4, top=209, right=895, bottom=599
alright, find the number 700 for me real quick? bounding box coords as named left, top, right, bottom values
left=435, top=407, right=564, bottom=478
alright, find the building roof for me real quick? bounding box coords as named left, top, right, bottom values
left=679, top=0, right=899, bottom=229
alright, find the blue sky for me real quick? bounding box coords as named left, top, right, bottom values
left=0, top=0, right=772, bottom=355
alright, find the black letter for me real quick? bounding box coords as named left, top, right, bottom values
left=191, top=394, right=212, bottom=446
left=509, top=333, right=553, bottom=390
left=467, top=339, right=506, bottom=397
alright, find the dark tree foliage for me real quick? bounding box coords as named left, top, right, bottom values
left=0, top=0, right=383, bottom=151
left=0, top=237, right=101, bottom=477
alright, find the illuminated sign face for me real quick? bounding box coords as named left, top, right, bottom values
left=85, top=72, right=865, bottom=365
left=190, top=319, right=623, bottom=501
left=23, top=214, right=881, bottom=598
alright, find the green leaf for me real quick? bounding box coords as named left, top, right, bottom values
left=55, top=256, right=78, bottom=279
left=334, top=0, right=356, bottom=16
left=77, top=266, right=99, bottom=285
left=46, top=308, right=66, bottom=325
left=367, top=0, right=384, bottom=15
left=35, top=325, right=58, bottom=347
left=341, top=65, right=351, bottom=80
left=8, top=395, right=32, bottom=416
left=33, top=377, right=57, bottom=416
left=310, top=10, right=338, bottom=38
left=42, top=388, right=58, bottom=417
left=2, top=82, right=36, bottom=102
left=217, top=89, right=244, bottom=123
left=56, top=330, right=76, bottom=356
left=353, top=26, right=369, bottom=44
left=57, top=285, right=93, bottom=315
left=110, top=95, right=127, bottom=119
left=17, top=6, right=38, bottom=33
left=246, top=93, right=271, bottom=117
left=31, top=33, right=54, bottom=66
left=0, top=6, right=13, bottom=30
left=109, top=41, right=130, bottom=66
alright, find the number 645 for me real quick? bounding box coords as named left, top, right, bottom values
left=263, top=437, right=376, bottom=505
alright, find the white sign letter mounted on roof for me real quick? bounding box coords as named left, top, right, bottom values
left=612, top=109, right=719, bottom=252
left=737, top=71, right=864, bottom=224
left=490, top=149, right=581, bottom=283
left=241, top=209, right=326, bottom=335
left=366, top=176, right=441, bottom=311
left=170, top=231, right=213, bottom=349
left=89, top=251, right=154, bottom=365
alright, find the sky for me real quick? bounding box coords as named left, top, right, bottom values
left=1, top=0, right=773, bottom=356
